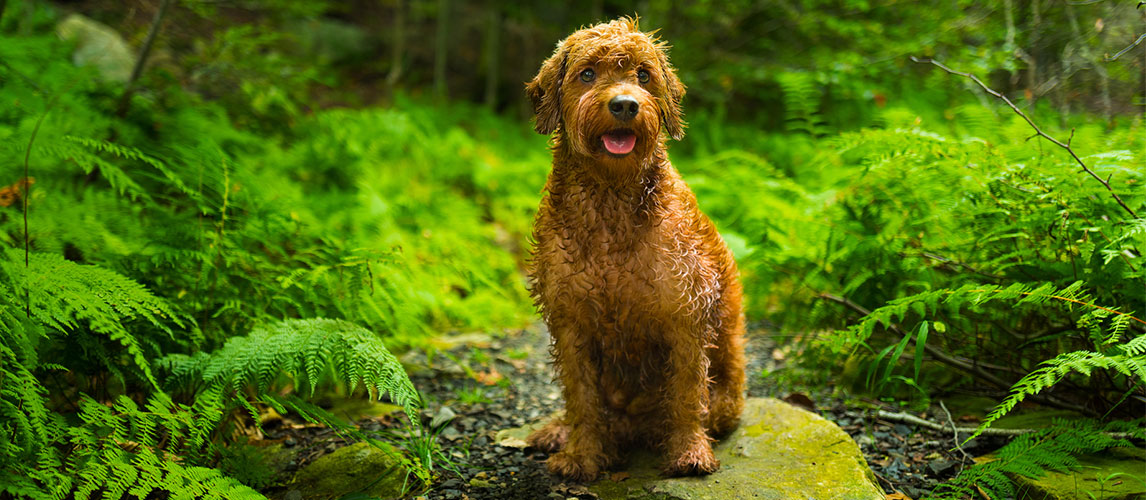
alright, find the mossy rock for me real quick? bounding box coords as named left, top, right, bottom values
left=291, top=441, right=413, bottom=499
left=1006, top=446, right=1146, bottom=500
left=540, top=397, right=883, bottom=500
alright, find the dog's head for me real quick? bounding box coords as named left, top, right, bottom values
left=527, top=17, right=685, bottom=168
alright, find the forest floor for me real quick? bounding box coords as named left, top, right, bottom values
left=266, top=326, right=1006, bottom=500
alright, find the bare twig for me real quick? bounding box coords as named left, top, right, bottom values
left=817, top=292, right=1096, bottom=416
left=1106, top=34, right=1146, bottom=62
left=116, top=0, right=173, bottom=118
left=939, top=400, right=972, bottom=461
left=911, top=56, right=1139, bottom=219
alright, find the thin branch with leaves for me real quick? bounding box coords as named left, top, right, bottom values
left=910, top=56, right=1139, bottom=219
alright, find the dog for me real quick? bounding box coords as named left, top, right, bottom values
left=524, top=17, right=747, bottom=481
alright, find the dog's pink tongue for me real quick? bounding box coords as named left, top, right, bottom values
left=602, top=132, right=636, bottom=155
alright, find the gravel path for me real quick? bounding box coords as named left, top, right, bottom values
left=397, top=325, right=996, bottom=499
left=272, top=325, right=998, bottom=499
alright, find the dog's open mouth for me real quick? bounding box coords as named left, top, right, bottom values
left=601, top=129, right=637, bottom=156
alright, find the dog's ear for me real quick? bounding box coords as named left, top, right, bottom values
left=657, top=52, right=687, bottom=141
left=526, top=47, right=567, bottom=135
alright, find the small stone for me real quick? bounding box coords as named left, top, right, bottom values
left=928, top=459, right=957, bottom=474
left=441, top=426, right=461, bottom=441
left=431, top=406, right=457, bottom=429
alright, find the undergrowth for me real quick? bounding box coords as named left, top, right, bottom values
left=1, top=1, right=1142, bottom=497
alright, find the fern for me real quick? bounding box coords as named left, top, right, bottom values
left=929, top=419, right=1143, bottom=500
left=974, top=341, right=1146, bottom=439
left=777, top=71, right=829, bottom=136
left=829, top=281, right=1141, bottom=353
left=160, top=318, right=422, bottom=426
left=1, top=249, right=186, bottom=389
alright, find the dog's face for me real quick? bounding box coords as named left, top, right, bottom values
left=527, top=17, right=685, bottom=170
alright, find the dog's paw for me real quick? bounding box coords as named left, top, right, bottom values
left=527, top=419, right=569, bottom=453
left=663, top=439, right=719, bottom=476
left=546, top=450, right=604, bottom=481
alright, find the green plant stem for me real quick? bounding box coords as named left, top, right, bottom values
left=911, top=56, right=1140, bottom=220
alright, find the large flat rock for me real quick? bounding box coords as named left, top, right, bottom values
left=502, top=398, right=884, bottom=500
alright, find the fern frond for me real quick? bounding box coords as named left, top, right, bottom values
left=159, top=318, right=421, bottom=426
left=831, top=281, right=1144, bottom=352
left=973, top=349, right=1146, bottom=439
left=931, top=419, right=1136, bottom=500
left=2, top=250, right=187, bottom=389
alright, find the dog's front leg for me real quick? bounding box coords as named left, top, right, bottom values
left=662, top=324, right=719, bottom=476
left=545, top=322, right=613, bottom=481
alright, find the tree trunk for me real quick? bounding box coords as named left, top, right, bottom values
left=433, top=0, right=450, bottom=102
left=483, top=5, right=501, bottom=109
left=386, top=0, right=405, bottom=87
left=117, top=0, right=173, bottom=118
left=1028, top=0, right=1041, bottom=106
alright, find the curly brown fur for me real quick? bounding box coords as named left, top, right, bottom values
left=525, top=17, right=747, bottom=481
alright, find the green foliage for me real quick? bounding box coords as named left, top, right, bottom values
left=2, top=250, right=185, bottom=389
left=976, top=339, right=1146, bottom=439
left=1, top=0, right=1143, bottom=497
left=0, top=252, right=420, bottom=497
left=160, top=318, right=422, bottom=426
left=930, top=419, right=1144, bottom=500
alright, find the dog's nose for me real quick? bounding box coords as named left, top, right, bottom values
left=608, top=95, right=639, bottom=121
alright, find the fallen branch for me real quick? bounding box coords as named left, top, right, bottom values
left=876, top=409, right=1138, bottom=440
left=910, top=56, right=1139, bottom=219
left=877, top=409, right=1029, bottom=436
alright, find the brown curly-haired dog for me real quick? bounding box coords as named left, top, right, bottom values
left=524, top=17, right=747, bottom=481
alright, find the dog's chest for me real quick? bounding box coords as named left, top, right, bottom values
left=536, top=185, right=710, bottom=329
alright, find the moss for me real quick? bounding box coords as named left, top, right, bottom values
left=291, top=441, right=413, bottom=499
left=585, top=398, right=884, bottom=500
left=1009, top=447, right=1146, bottom=500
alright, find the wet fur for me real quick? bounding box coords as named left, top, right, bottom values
left=524, top=18, right=747, bottom=481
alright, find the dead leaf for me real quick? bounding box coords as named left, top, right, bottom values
left=0, top=177, right=34, bottom=208
left=497, top=436, right=529, bottom=449
left=475, top=368, right=503, bottom=385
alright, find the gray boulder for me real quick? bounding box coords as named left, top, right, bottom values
left=56, top=13, right=135, bottom=84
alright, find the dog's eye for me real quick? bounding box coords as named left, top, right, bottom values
left=637, top=69, right=650, bottom=84
left=579, top=69, right=595, bottom=82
